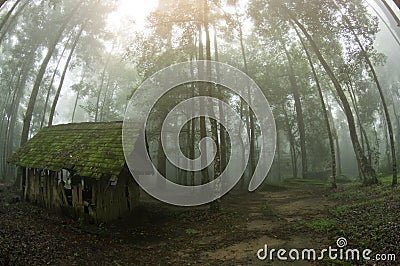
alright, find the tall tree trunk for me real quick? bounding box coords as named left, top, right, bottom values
left=340, top=6, right=397, bottom=185
left=328, top=103, right=342, bottom=175
left=276, top=126, right=282, bottom=181
left=0, top=0, right=21, bottom=32
left=296, top=28, right=336, bottom=187
left=282, top=44, right=308, bottom=178
left=0, top=0, right=28, bottom=45
left=0, top=0, right=8, bottom=9
left=48, top=24, right=84, bottom=126
left=347, top=83, right=372, bottom=165
left=197, top=22, right=210, bottom=185
left=20, top=2, right=81, bottom=144
left=204, top=0, right=220, bottom=211
left=5, top=47, right=37, bottom=183
left=372, top=123, right=380, bottom=169
left=283, top=104, right=298, bottom=179
left=288, top=12, right=378, bottom=184
left=189, top=55, right=196, bottom=186
left=391, top=100, right=400, bottom=164
left=238, top=19, right=256, bottom=177
left=40, top=32, right=74, bottom=129
left=99, top=80, right=114, bottom=122
left=214, top=25, right=227, bottom=172
left=1, top=72, right=21, bottom=179
left=71, top=90, right=80, bottom=123
left=156, top=128, right=167, bottom=189
left=94, top=52, right=112, bottom=122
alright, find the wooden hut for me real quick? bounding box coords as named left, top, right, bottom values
left=8, top=121, right=150, bottom=223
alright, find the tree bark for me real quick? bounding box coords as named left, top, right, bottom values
left=0, top=0, right=28, bottom=45
left=288, top=12, right=378, bottom=184
left=295, top=27, right=336, bottom=187
left=40, top=33, right=74, bottom=129
left=347, top=83, right=372, bottom=166
left=283, top=104, right=298, bottom=179
left=20, top=2, right=81, bottom=144
left=238, top=19, right=256, bottom=177
left=197, top=22, right=210, bottom=185
left=282, top=44, right=308, bottom=178
left=339, top=4, right=397, bottom=184
left=357, top=37, right=397, bottom=185
left=0, top=0, right=8, bottom=9
left=214, top=25, right=227, bottom=172
left=0, top=0, right=20, bottom=33
left=71, top=90, right=80, bottom=123
left=48, top=24, right=84, bottom=126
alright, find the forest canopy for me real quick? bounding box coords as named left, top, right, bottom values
left=0, top=0, right=399, bottom=189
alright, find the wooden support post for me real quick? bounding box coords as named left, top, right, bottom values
left=20, top=167, right=25, bottom=200
left=58, top=181, right=68, bottom=206
left=24, top=169, right=31, bottom=201
left=72, top=185, right=78, bottom=207
left=78, top=183, right=83, bottom=205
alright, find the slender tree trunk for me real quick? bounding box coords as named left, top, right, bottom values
left=157, top=128, right=167, bottom=188
left=48, top=24, right=84, bottom=126
left=348, top=83, right=372, bottom=164
left=99, top=80, right=114, bottom=122
left=372, top=123, right=380, bottom=169
left=391, top=102, right=400, bottom=164
left=340, top=7, right=397, bottom=185
left=282, top=44, right=308, bottom=178
left=296, top=28, right=336, bottom=187
left=238, top=20, right=256, bottom=177
left=328, top=103, right=342, bottom=175
left=0, top=0, right=21, bottom=32
left=71, top=90, right=80, bottom=123
left=289, top=12, right=377, bottom=184
left=94, top=51, right=112, bottom=122
left=1, top=72, right=21, bottom=179
left=283, top=104, right=298, bottom=179
left=204, top=0, right=220, bottom=211
left=40, top=32, right=74, bottom=129
left=189, top=55, right=196, bottom=186
left=197, top=22, right=210, bottom=185
left=214, top=25, right=227, bottom=173
left=276, top=127, right=282, bottom=181
left=0, top=0, right=7, bottom=9
left=6, top=47, right=36, bottom=184
left=20, top=2, right=81, bottom=144
left=0, top=0, right=28, bottom=45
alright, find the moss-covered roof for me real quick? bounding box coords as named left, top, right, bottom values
left=8, top=122, right=139, bottom=179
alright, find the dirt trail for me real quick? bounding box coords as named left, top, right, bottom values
left=203, top=186, right=336, bottom=264
left=0, top=182, right=336, bottom=265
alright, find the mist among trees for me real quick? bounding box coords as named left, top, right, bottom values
left=1, top=0, right=399, bottom=187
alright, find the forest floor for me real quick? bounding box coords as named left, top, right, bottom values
left=0, top=176, right=399, bottom=265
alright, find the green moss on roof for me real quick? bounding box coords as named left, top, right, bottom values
left=8, top=121, right=139, bottom=179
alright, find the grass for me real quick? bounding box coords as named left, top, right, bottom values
left=306, top=218, right=338, bottom=233
left=306, top=175, right=400, bottom=264
left=283, top=178, right=328, bottom=188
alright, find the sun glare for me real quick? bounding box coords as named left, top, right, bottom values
left=108, top=0, right=159, bottom=30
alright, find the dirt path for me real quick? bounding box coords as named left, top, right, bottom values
left=200, top=186, right=336, bottom=265
left=0, top=183, right=336, bottom=265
